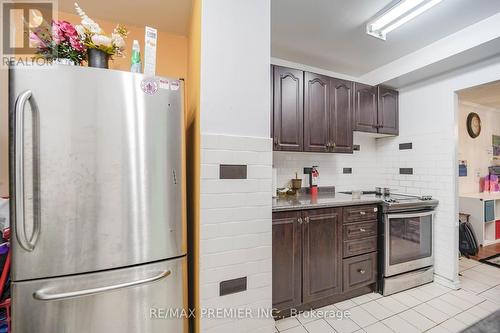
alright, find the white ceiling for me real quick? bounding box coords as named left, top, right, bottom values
left=272, top=0, right=500, bottom=77
left=58, top=0, right=193, bottom=35
left=459, top=80, right=500, bottom=110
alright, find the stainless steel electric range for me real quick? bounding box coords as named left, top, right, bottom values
left=379, top=193, right=439, bottom=295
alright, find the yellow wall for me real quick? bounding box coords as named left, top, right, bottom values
left=58, top=12, right=188, bottom=79
left=186, top=0, right=201, bottom=332
left=0, top=12, right=189, bottom=197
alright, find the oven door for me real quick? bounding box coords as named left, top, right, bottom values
left=385, top=210, right=434, bottom=277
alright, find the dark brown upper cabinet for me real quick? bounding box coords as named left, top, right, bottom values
left=354, top=83, right=378, bottom=133
left=378, top=86, right=399, bottom=135
left=302, top=208, right=342, bottom=303
left=304, top=72, right=330, bottom=152
left=330, top=78, right=354, bottom=153
left=272, top=211, right=303, bottom=312
left=273, top=66, right=304, bottom=151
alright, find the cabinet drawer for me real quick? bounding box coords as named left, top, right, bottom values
left=343, top=237, right=377, bottom=258
left=343, top=205, right=378, bottom=223
left=343, top=221, right=377, bottom=240
left=343, top=252, right=377, bottom=292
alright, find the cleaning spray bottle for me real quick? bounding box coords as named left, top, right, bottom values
left=130, top=40, right=142, bottom=73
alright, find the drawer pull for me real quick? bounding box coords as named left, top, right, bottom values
left=359, top=228, right=366, bottom=232
left=358, top=269, right=366, bottom=274
left=298, top=218, right=303, bottom=224
left=359, top=211, right=366, bottom=215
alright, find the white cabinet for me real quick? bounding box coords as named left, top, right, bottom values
left=460, top=193, right=500, bottom=246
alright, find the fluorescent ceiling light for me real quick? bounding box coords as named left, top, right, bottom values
left=367, top=0, right=443, bottom=40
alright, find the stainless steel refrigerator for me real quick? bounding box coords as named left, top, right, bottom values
left=8, top=65, right=187, bottom=332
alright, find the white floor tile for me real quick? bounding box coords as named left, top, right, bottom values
left=426, top=326, right=451, bottom=333
left=453, top=310, right=481, bottom=327
left=470, top=263, right=500, bottom=279
left=414, top=302, right=450, bottom=324
left=397, top=309, right=436, bottom=331
left=363, top=321, right=394, bottom=333
left=438, top=293, right=474, bottom=311
left=449, top=289, right=486, bottom=306
left=477, top=300, right=500, bottom=314
left=459, top=276, right=492, bottom=294
left=427, top=297, right=462, bottom=317
left=388, top=291, right=423, bottom=308
left=404, top=287, right=435, bottom=302
left=466, top=303, right=493, bottom=319
left=458, top=257, right=480, bottom=270
left=360, top=301, right=395, bottom=320
left=439, top=318, right=468, bottom=333
left=282, top=325, right=309, bottom=333
left=275, top=317, right=301, bottom=332
left=382, top=315, right=420, bottom=333
left=303, top=319, right=337, bottom=333
left=325, top=317, right=361, bottom=333
left=366, top=292, right=383, bottom=300
left=296, top=311, right=321, bottom=325
left=375, top=296, right=408, bottom=314
left=417, top=282, right=450, bottom=298
left=479, top=285, right=500, bottom=304
left=334, top=299, right=358, bottom=310
left=348, top=306, right=378, bottom=328
left=461, top=269, right=500, bottom=287
left=351, top=294, right=374, bottom=305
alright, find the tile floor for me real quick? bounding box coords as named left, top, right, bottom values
left=274, top=258, right=500, bottom=333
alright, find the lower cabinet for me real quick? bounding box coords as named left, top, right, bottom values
left=272, top=205, right=378, bottom=316
left=302, top=208, right=342, bottom=303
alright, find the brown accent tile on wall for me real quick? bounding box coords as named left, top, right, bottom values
left=219, top=164, right=247, bottom=179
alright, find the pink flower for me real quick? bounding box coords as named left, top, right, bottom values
left=30, top=31, right=46, bottom=49
left=58, top=21, right=78, bottom=38
left=69, top=36, right=85, bottom=52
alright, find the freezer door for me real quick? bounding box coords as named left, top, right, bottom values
left=9, top=66, right=185, bottom=281
left=12, top=256, right=187, bottom=333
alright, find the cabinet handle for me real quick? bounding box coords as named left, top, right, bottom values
left=273, top=137, right=278, bottom=147
left=358, top=269, right=366, bottom=274
left=298, top=218, right=303, bottom=224
left=359, top=228, right=366, bottom=232
left=305, top=217, right=310, bottom=224
left=332, top=142, right=336, bottom=148
left=359, top=211, right=366, bottom=215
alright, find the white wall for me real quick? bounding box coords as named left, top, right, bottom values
left=200, top=0, right=270, bottom=138
left=458, top=102, right=500, bottom=195
left=199, top=1, right=273, bottom=332
left=376, top=55, right=500, bottom=288
left=273, top=133, right=380, bottom=191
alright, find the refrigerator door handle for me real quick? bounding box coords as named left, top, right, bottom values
left=33, top=270, right=172, bottom=301
left=14, top=90, right=41, bottom=252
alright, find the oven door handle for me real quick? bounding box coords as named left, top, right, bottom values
left=386, top=211, right=435, bottom=219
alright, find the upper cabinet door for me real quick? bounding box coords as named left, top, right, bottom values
left=304, top=72, right=330, bottom=152
left=273, top=66, right=304, bottom=151
left=378, top=87, right=399, bottom=135
left=330, top=78, right=353, bottom=153
left=354, top=83, right=378, bottom=133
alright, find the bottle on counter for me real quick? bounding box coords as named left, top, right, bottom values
left=130, top=40, right=142, bottom=73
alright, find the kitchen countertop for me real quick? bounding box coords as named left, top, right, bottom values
left=272, top=192, right=383, bottom=212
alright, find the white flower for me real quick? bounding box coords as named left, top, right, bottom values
left=111, top=33, right=125, bottom=48
left=74, top=24, right=85, bottom=36
left=74, top=2, right=102, bottom=34
left=91, top=35, right=112, bottom=47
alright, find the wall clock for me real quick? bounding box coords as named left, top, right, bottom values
left=466, top=112, right=481, bottom=138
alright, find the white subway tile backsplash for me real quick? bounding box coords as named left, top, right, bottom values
left=200, top=133, right=273, bottom=332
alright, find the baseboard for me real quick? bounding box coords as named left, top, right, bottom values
left=434, top=274, right=461, bottom=290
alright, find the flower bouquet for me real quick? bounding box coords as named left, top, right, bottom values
left=31, top=20, right=86, bottom=65
left=74, top=2, right=128, bottom=68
